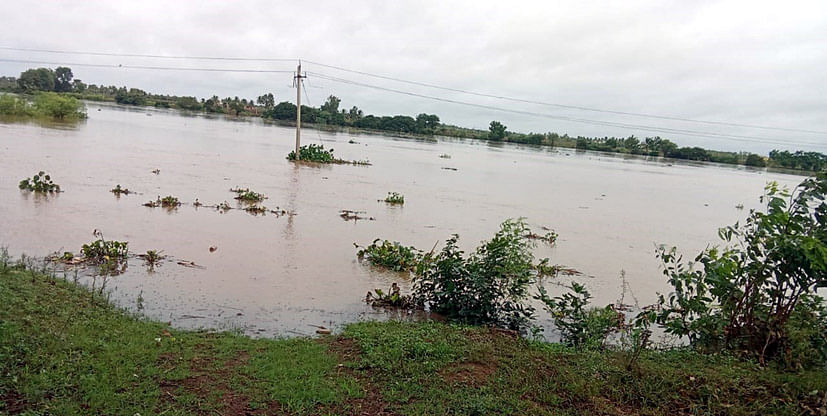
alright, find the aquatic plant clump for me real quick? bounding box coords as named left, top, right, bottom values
left=287, top=144, right=372, bottom=165
left=383, top=192, right=405, bottom=205
left=81, top=238, right=128, bottom=263
left=143, top=195, right=181, bottom=208
left=110, top=184, right=132, bottom=195
left=231, top=187, right=266, bottom=203
left=19, top=171, right=60, bottom=193
left=366, top=283, right=418, bottom=308
left=286, top=144, right=337, bottom=163
left=358, top=239, right=424, bottom=272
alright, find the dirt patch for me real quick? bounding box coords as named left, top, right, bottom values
left=440, top=360, right=497, bottom=386
left=1, top=389, right=28, bottom=414
left=156, top=347, right=275, bottom=415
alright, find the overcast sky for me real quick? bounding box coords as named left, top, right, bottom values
left=1, top=0, right=825, bottom=153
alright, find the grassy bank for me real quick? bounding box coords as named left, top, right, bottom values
left=1, top=268, right=825, bottom=415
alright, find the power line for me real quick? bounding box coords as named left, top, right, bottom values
left=0, top=58, right=293, bottom=74
left=309, top=71, right=826, bottom=149
left=2, top=45, right=824, bottom=136
left=0, top=46, right=297, bottom=62
left=303, top=60, right=827, bottom=136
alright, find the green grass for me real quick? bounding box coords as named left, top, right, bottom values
left=1, top=268, right=825, bottom=415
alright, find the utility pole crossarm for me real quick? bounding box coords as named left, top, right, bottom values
left=294, top=62, right=306, bottom=160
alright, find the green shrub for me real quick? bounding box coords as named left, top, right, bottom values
left=0, top=94, right=31, bottom=116
left=652, top=172, right=827, bottom=367
left=536, top=282, right=622, bottom=349
left=32, top=92, right=86, bottom=119
left=413, top=219, right=537, bottom=331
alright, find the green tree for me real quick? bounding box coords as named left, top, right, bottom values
left=18, top=68, right=55, bottom=92
left=489, top=121, right=507, bottom=140
left=320, top=95, right=341, bottom=114
left=256, top=93, right=275, bottom=110
left=54, top=67, right=73, bottom=92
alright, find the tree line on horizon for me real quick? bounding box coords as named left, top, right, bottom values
left=1, top=66, right=824, bottom=172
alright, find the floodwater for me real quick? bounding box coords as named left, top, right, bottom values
left=0, top=102, right=806, bottom=337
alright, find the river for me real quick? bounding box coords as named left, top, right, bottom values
left=0, top=102, right=805, bottom=337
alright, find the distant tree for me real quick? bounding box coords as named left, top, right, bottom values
left=54, top=67, right=73, bottom=92
left=489, top=120, right=507, bottom=140
left=18, top=68, right=55, bottom=92
left=175, top=96, right=202, bottom=111
left=72, top=79, right=87, bottom=93
left=415, top=113, right=440, bottom=133
left=266, top=101, right=297, bottom=120
left=348, top=106, right=363, bottom=121
left=745, top=153, right=767, bottom=167
left=256, top=93, right=275, bottom=110
left=320, top=95, right=341, bottom=114
left=0, top=76, right=17, bottom=91
left=114, top=88, right=148, bottom=106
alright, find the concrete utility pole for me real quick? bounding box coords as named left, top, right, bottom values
left=294, top=62, right=306, bottom=160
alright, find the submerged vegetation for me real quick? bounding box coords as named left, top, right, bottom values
left=143, top=195, right=181, bottom=208
left=383, top=192, right=405, bottom=205
left=109, top=184, right=132, bottom=195
left=357, top=239, right=424, bottom=272
left=231, top=187, right=267, bottom=203
left=80, top=231, right=129, bottom=264
left=286, top=144, right=370, bottom=165
left=0, top=92, right=86, bottom=120
left=18, top=171, right=60, bottom=193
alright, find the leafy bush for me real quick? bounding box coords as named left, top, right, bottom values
left=652, top=173, right=827, bottom=366
left=19, top=171, right=60, bottom=193
left=32, top=92, right=86, bottom=119
left=0, top=94, right=31, bottom=116
left=412, top=219, right=537, bottom=331
left=358, top=239, right=424, bottom=272
left=536, top=282, right=622, bottom=349
left=383, top=192, right=405, bottom=205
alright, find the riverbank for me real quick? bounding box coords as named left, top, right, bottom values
left=2, top=268, right=824, bottom=415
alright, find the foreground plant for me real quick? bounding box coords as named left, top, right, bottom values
left=413, top=219, right=539, bottom=331
left=81, top=230, right=128, bottom=264
left=19, top=171, right=60, bottom=193
left=651, top=172, right=827, bottom=367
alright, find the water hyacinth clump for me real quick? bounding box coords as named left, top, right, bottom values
left=81, top=237, right=128, bottom=263
left=144, top=195, right=181, bottom=208
left=19, top=171, right=60, bottom=193
left=357, top=239, right=425, bottom=272
left=286, top=144, right=337, bottom=163
left=231, top=187, right=266, bottom=203
left=383, top=192, right=405, bottom=205
left=110, top=184, right=132, bottom=195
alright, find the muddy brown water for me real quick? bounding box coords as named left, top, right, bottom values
left=0, top=102, right=805, bottom=337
